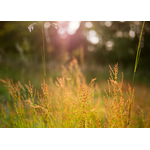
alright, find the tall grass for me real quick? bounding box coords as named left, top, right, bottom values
left=28, top=22, right=47, bottom=79
left=0, top=58, right=142, bottom=128
left=0, top=21, right=147, bottom=128
left=28, top=22, right=61, bottom=80
left=132, top=21, right=145, bottom=88
left=41, top=22, right=46, bottom=80
left=104, top=63, right=135, bottom=127
left=128, top=21, right=145, bottom=125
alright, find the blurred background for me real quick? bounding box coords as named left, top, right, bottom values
left=0, top=21, right=150, bottom=102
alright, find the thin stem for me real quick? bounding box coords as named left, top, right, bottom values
left=128, top=21, right=145, bottom=126
left=132, top=21, right=145, bottom=88
left=41, top=23, right=46, bottom=80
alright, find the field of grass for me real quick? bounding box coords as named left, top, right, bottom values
left=0, top=21, right=149, bottom=128
left=0, top=58, right=150, bottom=128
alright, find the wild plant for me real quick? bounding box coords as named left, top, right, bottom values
left=0, top=59, right=101, bottom=128
left=0, top=21, right=147, bottom=128
left=28, top=22, right=61, bottom=80
left=103, top=63, right=135, bottom=127
left=128, top=21, right=145, bottom=125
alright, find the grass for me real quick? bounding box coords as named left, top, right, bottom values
left=0, top=21, right=149, bottom=128
left=129, top=21, right=145, bottom=125
left=0, top=58, right=149, bottom=128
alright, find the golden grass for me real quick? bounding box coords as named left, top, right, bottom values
left=0, top=58, right=149, bottom=128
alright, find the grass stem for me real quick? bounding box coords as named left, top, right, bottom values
left=132, top=21, right=145, bottom=88
left=41, top=23, right=46, bottom=80
left=128, top=21, right=145, bottom=126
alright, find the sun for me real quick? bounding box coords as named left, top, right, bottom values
left=67, top=21, right=81, bottom=35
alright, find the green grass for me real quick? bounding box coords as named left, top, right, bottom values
left=0, top=58, right=149, bottom=128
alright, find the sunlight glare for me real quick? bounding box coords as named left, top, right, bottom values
left=89, top=30, right=97, bottom=36
left=116, top=31, right=123, bottom=38
left=129, top=30, right=135, bottom=38
left=85, top=22, right=93, bottom=28
left=105, top=21, right=112, bottom=27
left=58, top=28, right=65, bottom=35
left=58, top=28, right=67, bottom=39
left=58, top=21, right=64, bottom=25
left=67, top=21, right=81, bottom=35
left=105, top=41, right=114, bottom=51
left=87, top=30, right=99, bottom=45
left=44, top=22, right=51, bottom=28
left=89, top=36, right=99, bottom=44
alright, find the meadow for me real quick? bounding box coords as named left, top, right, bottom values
left=0, top=57, right=150, bottom=128
left=0, top=21, right=150, bottom=128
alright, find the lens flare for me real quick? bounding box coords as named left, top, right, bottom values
left=67, top=21, right=81, bottom=35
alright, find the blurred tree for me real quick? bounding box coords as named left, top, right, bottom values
left=0, top=21, right=150, bottom=71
